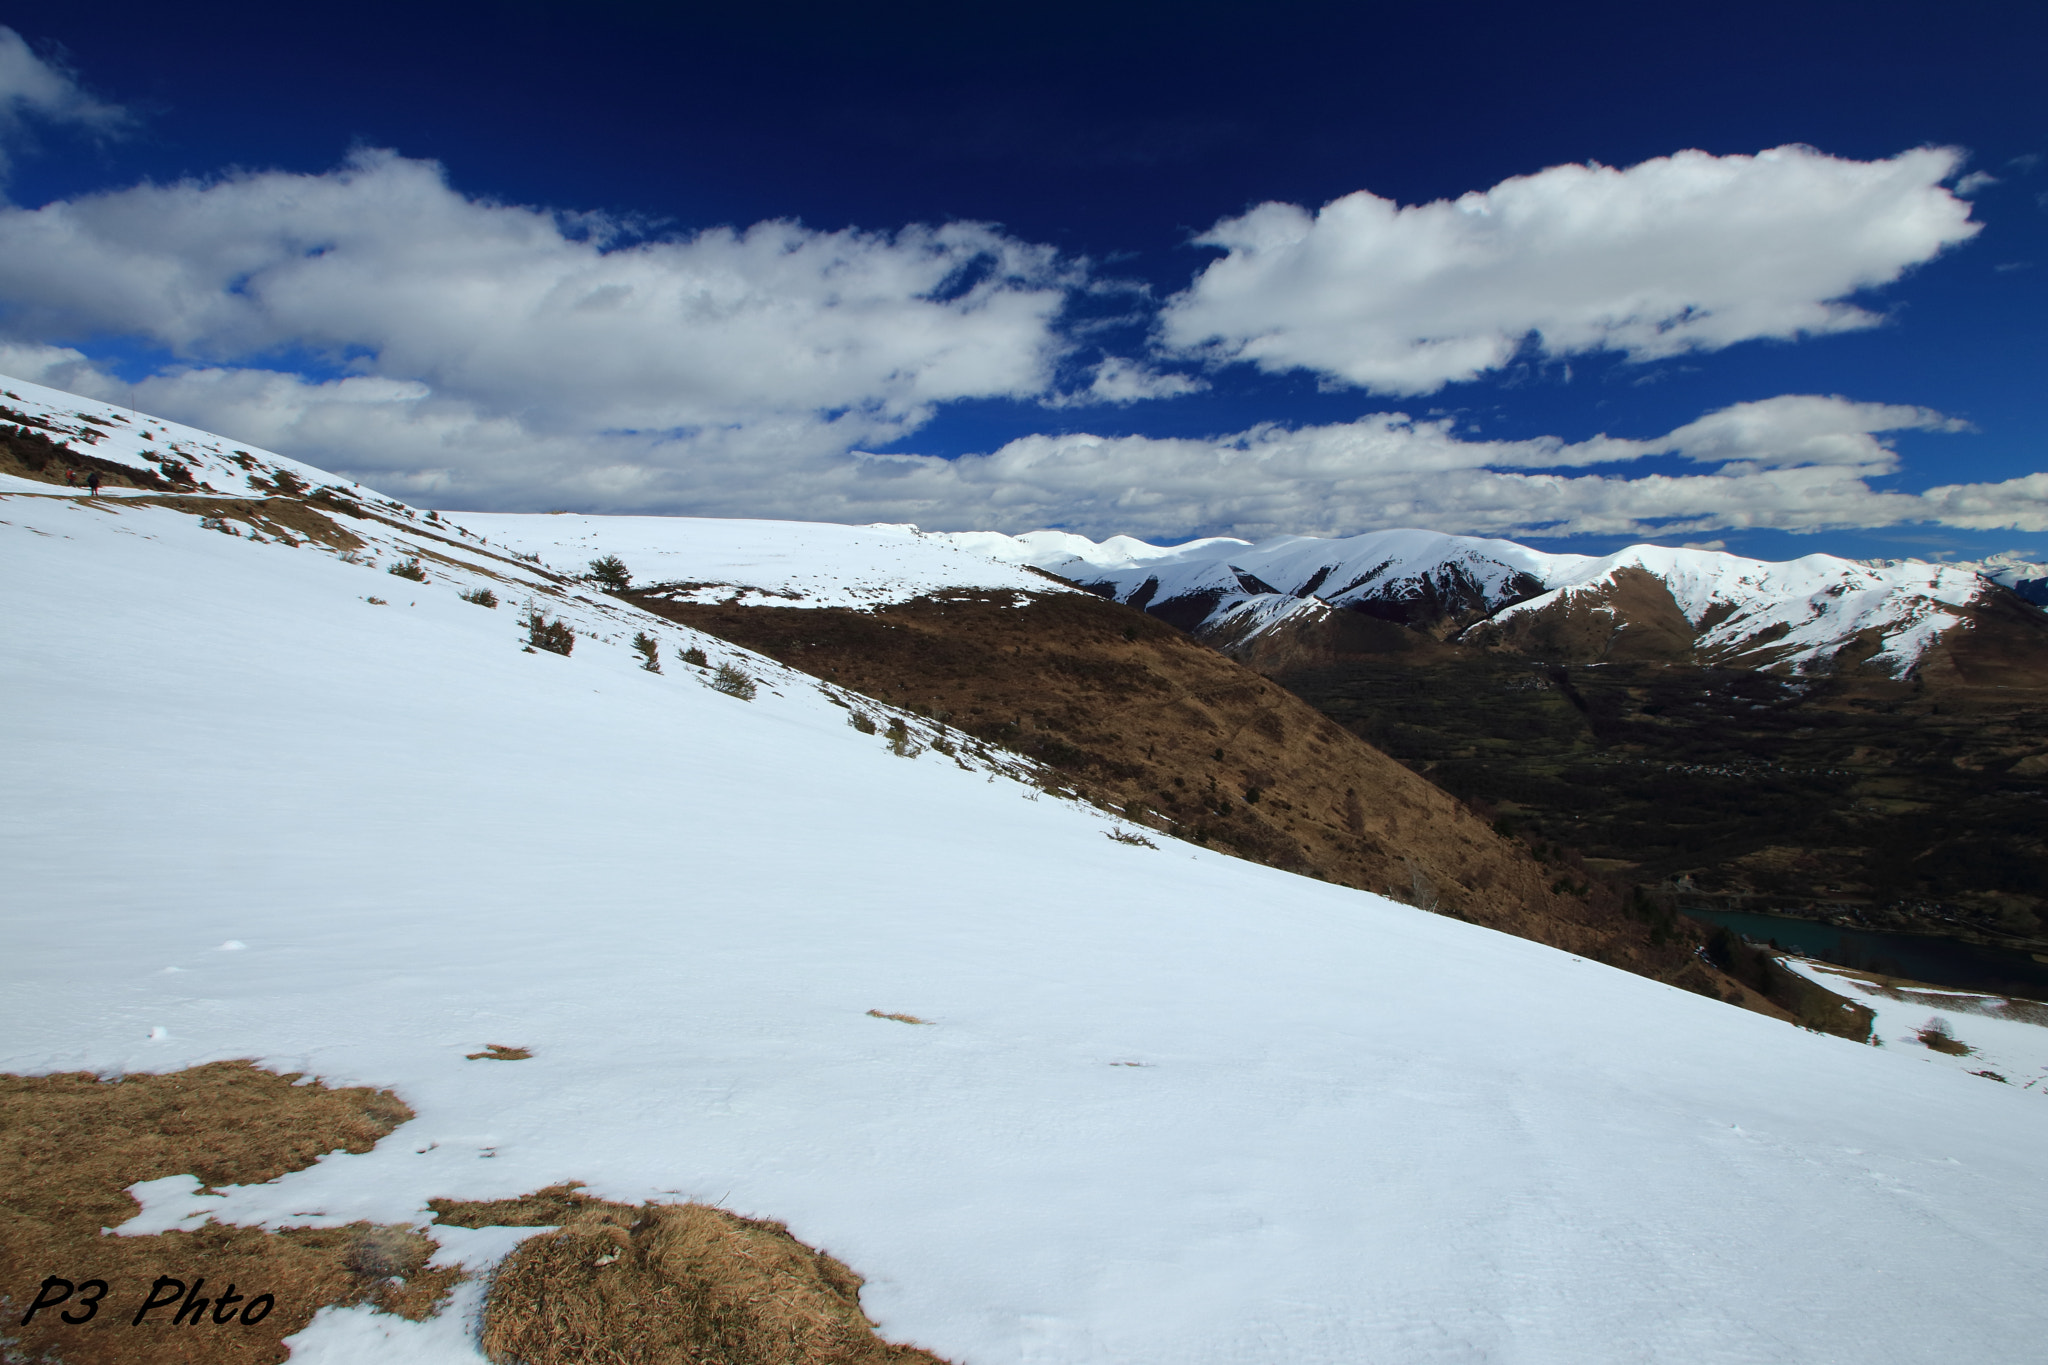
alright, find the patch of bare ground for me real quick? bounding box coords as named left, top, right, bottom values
left=0, top=1061, right=452, bottom=1365
left=443, top=1189, right=948, bottom=1365
left=631, top=588, right=1767, bottom=1009
left=4, top=1068, right=953, bottom=1365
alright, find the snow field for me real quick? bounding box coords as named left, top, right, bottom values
left=1781, top=959, right=2048, bottom=1093
left=3, top=490, right=2047, bottom=1364
left=453, top=511, right=1066, bottom=608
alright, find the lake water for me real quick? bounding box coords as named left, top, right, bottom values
left=1684, top=907, right=2048, bottom=1001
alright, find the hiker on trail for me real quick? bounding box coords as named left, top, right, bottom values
left=63, top=469, right=78, bottom=487
left=86, top=471, right=102, bottom=496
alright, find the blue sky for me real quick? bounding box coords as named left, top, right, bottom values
left=0, top=0, right=2043, bottom=559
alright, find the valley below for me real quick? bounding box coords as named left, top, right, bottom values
left=1282, top=654, right=2048, bottom=960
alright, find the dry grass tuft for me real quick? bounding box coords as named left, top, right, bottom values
left=430, top=1183, right=602, bottom=1229
left=0, top=1062, right=455, bottom=1365
left=864, top=1010, right=930, bottom=1026
left=466, top=1044, right=533, bottom=1061
left=476, top=1196, right=948, bottom=1365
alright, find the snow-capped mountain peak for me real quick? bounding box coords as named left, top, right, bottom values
left=950, top=526, right=2040, bottom=676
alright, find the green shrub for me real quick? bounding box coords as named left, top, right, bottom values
left=711, top=663, right=757, bottom=699
left=588, top=554, right=631, bottom=592
left=679, top=645, right=708, bottom=668
left=632, top=631, right=663, bottom=673
left=388, top=557, right=428, bottom=582
left=460, top=587, right=499, bottom=608
left=886, top=717, right=921, bottom=758
left=849, top=711, right=878, bottom=734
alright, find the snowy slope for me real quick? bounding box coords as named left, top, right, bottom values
left=6, top=436, right=2048, bottom=1363
left=1921, top=550, right=2048, bottom=608
left=953, top=527, right=2019, bottom=674
left=935, top=529, right=1253, bottom=575
left=459, top=513, right=1072, bottom=609
left=1, top=374, right=390, bottom=504
left=1491, top=545, right=1990, bottom=673
left=1780, top=960, right=2048, bottom=1092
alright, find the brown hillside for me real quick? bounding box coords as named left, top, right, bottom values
left=1460, top=566, right=1699, bottom=664
left=634, top=585, right=1773, bottom=1001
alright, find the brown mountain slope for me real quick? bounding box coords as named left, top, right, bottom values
left=632, top=584, right=1777, bottom=1007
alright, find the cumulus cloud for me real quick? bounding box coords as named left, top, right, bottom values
left=1043, top=356, right=1209, bottom=406
left=1160, top=145, right=1981, bottom=394
left=1651, top=394, right=1968, bottom=470
left=0, top=149, right=1075, bottom=442
left=0, top=28, right=128, bottom=178
left=0, top=130, right=2030, bottom=543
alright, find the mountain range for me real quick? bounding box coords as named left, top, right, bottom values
left=936, top=526, right=2048, bottom=956
left=944, top=527, right=2048, bottom=681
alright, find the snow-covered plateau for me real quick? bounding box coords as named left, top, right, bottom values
left=3, top=374, right=2047, bottom=1363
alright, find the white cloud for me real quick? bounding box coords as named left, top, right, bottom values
left=1160, top=145, right=1981, bottom=394
left=1652, top=394, right=1968, bottom=470
left=0, top=149, right=1075, bottom=441
left=1044, top=356, right=1208, bottom=406
left=1953, top=171, right=1999, bottom=196
left=0, top=28, right=128, bottom=178
left=0, top=133, right=2031, bottom=544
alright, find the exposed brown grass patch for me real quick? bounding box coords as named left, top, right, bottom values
left=430, top=1182, right=605, bottom=1229
left=475, top=1194, right=948, bottom=1365
left=134, top=494, right=369, bottom=551
left=466, top=1044, right=533, bottom=1061
left=0, top=1062, right=455, bottom=1365
left=864, top=1010, right=929, bottom=1026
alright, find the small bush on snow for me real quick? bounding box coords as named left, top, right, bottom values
left=460, top=587, right=499, bottom=608
left=388, top=557, right=428, bottom=582
left=679, top=645, right=709, bottom=668
left=711, top=663, right=757, bottom=699
left=524, top=608, right=575, bottom=656
left=632, top=632, right=662, bottom=673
